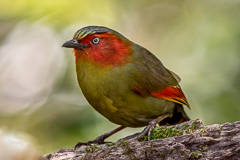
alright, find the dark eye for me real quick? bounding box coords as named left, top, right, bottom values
left=92, top=37, right=100, bottom=45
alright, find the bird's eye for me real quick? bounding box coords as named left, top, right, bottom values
left=92, top=37, right=100, bottom=45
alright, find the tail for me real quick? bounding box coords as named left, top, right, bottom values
left=159, top=103, right=190, bottom=126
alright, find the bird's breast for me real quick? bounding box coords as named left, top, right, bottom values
left=75, top=59, right=129, bottom=118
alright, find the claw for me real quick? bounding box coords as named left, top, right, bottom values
left=74, top=142, right=88, bottom=150
left=74, top=126, right=125, bottom=149
left=74, top=136, right=106, bottom=150
left=135, top=119, right=157, bottom=141
left=135, top=113, right=170, bottom=141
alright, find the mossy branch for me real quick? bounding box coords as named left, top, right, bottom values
left=45, top=120, right=240, bottom=160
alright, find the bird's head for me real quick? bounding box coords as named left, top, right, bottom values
left=62, top=26, right=133, bottom=66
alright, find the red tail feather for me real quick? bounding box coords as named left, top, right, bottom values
left=150, top=86, right=190, bottom=108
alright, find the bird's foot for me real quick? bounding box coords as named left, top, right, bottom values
left=134, top=114, right=170, bottom=141
left=74, top=126, right=125, bottom=150
left=135, top=119, right=158, bottom=141
left=74, top=135, right=108, bottom=150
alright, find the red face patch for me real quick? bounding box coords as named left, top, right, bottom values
left=74, top=33, right=133, bottom=67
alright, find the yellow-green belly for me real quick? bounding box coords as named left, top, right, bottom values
left=76, top=60, right=175, bottom=127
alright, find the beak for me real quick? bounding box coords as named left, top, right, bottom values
left=62, top=39, right=88, bottom=50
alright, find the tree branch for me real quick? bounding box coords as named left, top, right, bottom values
left=45, top=120, right=240, bottom=160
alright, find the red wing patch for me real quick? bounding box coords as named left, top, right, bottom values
left=150, top=86, right=190, bottom=108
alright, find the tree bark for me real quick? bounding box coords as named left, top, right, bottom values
left=45, top=120, right=240, bottom=160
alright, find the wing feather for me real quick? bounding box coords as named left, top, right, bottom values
left=131, top=44, right=189, bottom=107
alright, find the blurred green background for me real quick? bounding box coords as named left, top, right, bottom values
left=0, top=0, right=239, bottom=154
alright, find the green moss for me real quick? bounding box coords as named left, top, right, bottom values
left=190, top=150, right=202, bottom=158
left=85, top=144, right=100, bottom=153
left=119, top=140, right=136, bottom=159
left=183, top=151, right=189, bottom=157
left=85, top=146, right=93, bottom=153
left=159, top=152, right=165, bottom=158
left=105, top=142, right=116, bottom=147
left=185, top=120, right=201, bottom=134
left=199, top=144, right=208, bottom=152
left=139, top=125, right=185, bottom=141
left=140, top=120, right=202, bottom=141
left=119, top=140, right=130, bottom=147
left=145, top=148, right=165, bottom=158
left=145, top=148, right=151, bottom=152
left=199, top=128, right=208, bottom=136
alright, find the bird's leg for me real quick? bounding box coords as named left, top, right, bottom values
left=74, top=126, right=125, bottom=149
left=135, top=113, right=170, bottom=141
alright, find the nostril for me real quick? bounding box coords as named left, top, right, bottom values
left=72, top=39, right=78, bottom=43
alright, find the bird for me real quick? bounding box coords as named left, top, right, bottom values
left=62, top=26, right=190, bottom=148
